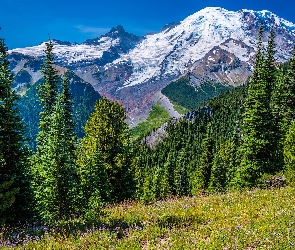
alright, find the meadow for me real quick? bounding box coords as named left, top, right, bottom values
left=1, top=186, right=295, bottom=249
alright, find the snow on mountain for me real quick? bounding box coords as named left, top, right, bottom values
left=9, top=7, right=295, bottom=89
left=10, top=25, right=142, bottom=67
left=10, top=38, right=120, bottom=64
left=219, top=38, right=255, bottom=63
left=246, top=9, right=295, bottom=30
left=7, top=7, right=295, bottom=125
left=112, top=7, right=295, bottom=89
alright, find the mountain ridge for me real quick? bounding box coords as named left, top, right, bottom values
left=8, top=7, right=295, bottom=125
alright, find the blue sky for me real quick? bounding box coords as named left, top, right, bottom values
left=1, top=0, right=295, bottom=49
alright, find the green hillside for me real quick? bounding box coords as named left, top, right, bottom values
left=161, top=76, right=233, bottom=110
left=130, top=102, right=170, bottom=140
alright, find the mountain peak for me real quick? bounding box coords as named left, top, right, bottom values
left=182, top=7, right=239, bottom=27
left=109, top=25, right=126, bottom=34
left=51, top=39, right=74, bottom=46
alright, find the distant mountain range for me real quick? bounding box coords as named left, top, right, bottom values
left=8, top=7, right=295, bottom=126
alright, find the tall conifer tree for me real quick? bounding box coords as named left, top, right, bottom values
left=236, top=26, right=278, bottom=187
left=32, top=42, right=78, bottom=221
left=36, top=40, right=59, bottom=145
left=273, top=47, right=295, bottom=130
left=0, top=35, right=31, bottom=223
left=284, top=121, right=295, bottom=186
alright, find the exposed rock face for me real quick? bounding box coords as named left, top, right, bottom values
left=188, top=40, right=253, bottom=87
left=8, top=7, right=295, bottom=125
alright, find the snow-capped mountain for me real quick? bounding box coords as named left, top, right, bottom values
left=8, top=7, right=295, bottom=125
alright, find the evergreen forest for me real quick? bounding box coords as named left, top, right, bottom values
left=1, top=26, right=295, bottom=248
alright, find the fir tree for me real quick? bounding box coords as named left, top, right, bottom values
left=284, top=47, right=295, bottom=123
left=36, top=40, right=59, bottom=146
left=191, top=124, right=214, bottom=194
left=141, top=166, right=155, bottom=203
left=236, top=26, right=278, bottom=187
left=173, top=149, right=189, bottom=196
left=227, top=129, right=241, bottom=189
left=273, top=47, right=295, bottom=130
left=33, top=91, right=78, bottom=220
left=284, top=121, right=295, bottom=186
left=77, top=142, right=110, bottom=217
left=0, top=35, right=31, bottom=223
left=208, top=140, right=231, bottom=192
left=32, top=43, right=78, bottom=221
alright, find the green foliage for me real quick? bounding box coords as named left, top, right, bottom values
left=235, top=26, right=279, bottom=188
left=17, top=70, right=101, bottom=149
left=130, top=102, right=170, bottom=140
left=77, top=134, right=110, bottom=213
left=272, top=47, right=295, bottom=171
left=32, top=42, right=78, bottom=222
left=0, top=36, right=32, bottom=224
left=38, top=41, right=59, bottom=133
left=0, top=179, right=18, bottom=225
left=78, top=97, right=134, bottom=202
left=173, top=149, right=190, bottom=196
left=208, top=140, right=231, bottom=193
left=197, top=124, right=214, bottom=191
left=171, top=101, right=189, bottom=114
left=284, top=121, right=295, bottom=186
left=133, top=84, right=247, bottom=201
left=161, top=76, right=233, bottom=110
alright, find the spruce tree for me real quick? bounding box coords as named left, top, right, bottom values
left=77, top=132, right=110, bottom=212
left=36, top=40, right=59, bottom=146
left=284, top=121, right=295, bottom=186
left=0, top=36, right=31, bottom=223
left=273, top=47, right=295, bottom=130
left=235, top=26, right=278, bottom=187
left=33, top=90, right=78, bottom=221
left=208, top=140, right=230, bottom=192
left=32, top=43, right=78, bottom=221
left=191, top=124, right=214, bottom=194
left=272, top=47, right=295, bottom=172
left=264, top=28, right=281, bottom=172
left=141, top=166, right=155, bottom=202
left=284, top=47, right=295, bottom=123
left=173, top=149, right=189, bottom=196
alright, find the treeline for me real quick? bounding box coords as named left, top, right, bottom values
left=1, top=25, right=295, bottom=225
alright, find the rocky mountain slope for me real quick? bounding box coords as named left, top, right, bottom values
left=8, top=7, right=295, bottom=125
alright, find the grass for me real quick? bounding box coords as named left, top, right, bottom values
left=2, top=186, right=295, bottom=249
left=130, top=102, right=171, bottom=140
left=171, top=101, right=189, bottom=115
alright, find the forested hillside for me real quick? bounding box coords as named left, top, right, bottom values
left=132, top=27, right=295, bottom=200
left=133, top=85, right=248, bottom=201
left=161, top=76, right=233, bottom=110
